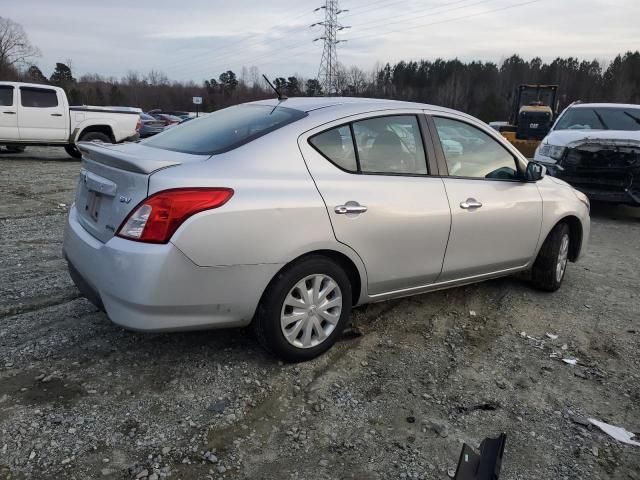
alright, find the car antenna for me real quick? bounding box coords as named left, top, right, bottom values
left=263, top=74, right=287, bottom=101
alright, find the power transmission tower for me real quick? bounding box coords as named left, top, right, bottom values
left=312, top=1, right=350, bottom=95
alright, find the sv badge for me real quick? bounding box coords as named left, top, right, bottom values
left=119, top=195, right=132, bottom=204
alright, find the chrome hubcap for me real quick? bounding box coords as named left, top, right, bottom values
left=556, top=233, right=569, bottom=282
left=280, top=274, right=342, bottom=349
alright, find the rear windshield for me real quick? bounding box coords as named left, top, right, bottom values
left=555, top=107, right=640, bottom=131
left=143, top=104, right=307, bottom=155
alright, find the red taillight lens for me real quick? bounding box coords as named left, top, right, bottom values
left=135, top=117, right=142, bottom=131
left=116, top=188, right=234, bottom=244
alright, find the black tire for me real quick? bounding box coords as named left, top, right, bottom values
left=5, top=145, right=26, bottom=154
left=531, top=222, right=570, bottom=292
left=254, top=255, right=353, bottom=362
left=65, top=144, right=82, bottom=159
left=79, top=131, right=112, bottom=143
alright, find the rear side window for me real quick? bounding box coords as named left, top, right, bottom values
left=0, top=86, right=14, bottom=106
left=353, top=116, right=427, bottom=174
left=309, top=115, right=429, bottom=175
left=309, top=125, right=357, bottom=172
left=20, top=87, right=59, bottom=108
left=144, top=104, right=307, bottom=155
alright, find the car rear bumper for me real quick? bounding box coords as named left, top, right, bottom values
left=63, top=205, right=282, bottom=331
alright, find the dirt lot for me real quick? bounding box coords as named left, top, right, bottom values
left=1, top=147, right=639, bottom=480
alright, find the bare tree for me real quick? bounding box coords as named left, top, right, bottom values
left=0, top=17, right=41, bottom=69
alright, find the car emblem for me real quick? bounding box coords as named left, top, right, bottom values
left=119, top=195, right=132, bottom=204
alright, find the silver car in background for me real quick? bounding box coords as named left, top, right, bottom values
left=63, top=98, right=590, bottom=361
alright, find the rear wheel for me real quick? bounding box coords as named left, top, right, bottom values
left=66, top=131, right=112, bottom=159
left=79, top=131, right=112, bottom=144
left=254, top=256, right=352, bottom=362
left=531, top=222, right=570, bottom=292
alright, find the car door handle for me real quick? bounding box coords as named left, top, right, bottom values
left=51, top=113, right=63, bottom=117
left=3, top=111, right=16, bottom=114
left=335, top=202, right=368, bottom=215
left=460, top=199, right=483, bottom=209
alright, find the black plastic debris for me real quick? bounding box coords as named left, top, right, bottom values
left=454, top=434, right=506, bottom=480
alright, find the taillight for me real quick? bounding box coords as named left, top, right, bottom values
left=116, top=188, right=234, bottom=244
left=135, top=116, right=142, bottom=131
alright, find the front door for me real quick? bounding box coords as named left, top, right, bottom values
left=0, top=85, right=18, bottom=140
left=299, top=112, right=451, bottom=295
left=430, top=115, right=543, bottom=282
left=18, top=86, right=68, bottom=141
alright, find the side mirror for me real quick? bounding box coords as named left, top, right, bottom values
left=525, top=161, right=546, bottom=182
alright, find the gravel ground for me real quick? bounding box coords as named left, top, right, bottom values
left=1, top=147, right=639, bottom=480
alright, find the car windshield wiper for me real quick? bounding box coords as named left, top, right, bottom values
left=592, top=110, right=609, bottom=129
left=623, top=111, right=640, bottom=127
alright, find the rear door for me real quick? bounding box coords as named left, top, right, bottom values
left=18, top=86, right=68, bottom=141
left=299, top=111, right=451, bottom=295
left=0, top=85, right=18, bottom=140
left=428, top=114, right=543, bottom=282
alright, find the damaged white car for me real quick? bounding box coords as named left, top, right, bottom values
left=534, top=103, right=640, bottom=206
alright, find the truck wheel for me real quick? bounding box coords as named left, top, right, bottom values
left=253, top=255, right=352, bottom=362
left=530, top=223, right=570, bottom=292
left=65, top=144, right=82, bottom=159
left=79, top=131, right=112, bottom=143
left=5, top=145, right=26, bottom=154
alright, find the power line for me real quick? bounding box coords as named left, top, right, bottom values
left=349, top=0, right=542, bottom=42
left=179, top=0, right=494, bottom=80
left=160, top=8, right=315, bottom=74
left=160, top=0, right=373, bottom=76
left=165, top=0, right=543, bottom=82
left=348, top=0, right=496, bottom=36
left=168, top=0, right=490, bottom=80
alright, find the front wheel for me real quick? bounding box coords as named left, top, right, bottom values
left=530, top=223, right=570, bottom=292
left=254, top=256, right=352, bottom=362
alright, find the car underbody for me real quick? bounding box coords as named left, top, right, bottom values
left=549, top=140, right=640, bottom=206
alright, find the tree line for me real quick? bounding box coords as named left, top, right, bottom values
left=1, top=16, right=639, bottom=122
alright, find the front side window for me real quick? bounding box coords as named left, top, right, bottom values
left=20, top=87, right=59, bottom=108
left=555, top=107, right=640, bottom=131
left=353, top=116, right=427, bottom=174
left=144, top=104, right=307, bottom=155
left=0, top=86, right=14, bottom=106
left=434, top=117, right=519, bottom=180
left=309, top=125, right=357, bottom=172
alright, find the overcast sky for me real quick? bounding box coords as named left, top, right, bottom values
left=3, top=0, right=639, bottom=82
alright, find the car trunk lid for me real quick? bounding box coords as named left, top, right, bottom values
left=74, top=142, right=209, bottom=243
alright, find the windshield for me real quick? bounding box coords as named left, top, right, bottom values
left=143, top=104, right=307, bottom=155
left=555, top=106, right=640, bottom=131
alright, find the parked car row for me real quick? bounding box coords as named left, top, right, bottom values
left=140, top=110, right=194, bottom=137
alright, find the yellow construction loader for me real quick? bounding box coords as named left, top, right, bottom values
left=496, top=84, right=559, bottom=158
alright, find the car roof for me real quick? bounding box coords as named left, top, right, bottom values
left=248, top=96, right=469, bottom=117
left=570, top=102, right=640, bottom=110
left=0, top=81, right=62, bottom=89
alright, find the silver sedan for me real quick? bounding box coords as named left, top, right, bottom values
left=63, top=97, right=591, bottom=361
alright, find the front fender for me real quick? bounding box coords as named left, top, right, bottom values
left=535, top=177, right=590, bottom=261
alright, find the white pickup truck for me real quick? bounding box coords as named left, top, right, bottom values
left=0, top=81, right=141, bottom=158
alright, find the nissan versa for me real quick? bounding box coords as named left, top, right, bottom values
left=63, top=98, right=591, bottom=361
